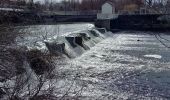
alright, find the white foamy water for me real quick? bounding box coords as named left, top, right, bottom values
left=144, top=54, right=162, bottom=59
left=57, top=32, right=170, bottom=99
left=15, top=23, right=95, bottom=50
left=2, top=24, right=170, bottom=100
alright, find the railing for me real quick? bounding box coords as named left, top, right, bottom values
left=0, top=7, right=24, bottom=12
left=42, top=10, right=99, bottom=16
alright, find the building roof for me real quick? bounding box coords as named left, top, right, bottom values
left=104, top=0, right=116, bottom=7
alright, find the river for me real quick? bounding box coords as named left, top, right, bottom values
left=56, top=31, right=170, bottom=99
left=0, top=24, right=170, bottom=99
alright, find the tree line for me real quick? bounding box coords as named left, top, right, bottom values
left=0, top=0, right=169, bottom=12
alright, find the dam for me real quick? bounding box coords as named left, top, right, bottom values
left=1, top=0, right=170, bottom=99
left=0, top=23, right=170, bottom=99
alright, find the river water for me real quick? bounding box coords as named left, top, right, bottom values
left=58, top=31, right=170, bottom=99
left=1, top=24, right=170, bottom=99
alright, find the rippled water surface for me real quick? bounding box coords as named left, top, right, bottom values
left=60, top=31, right=170, bottom=99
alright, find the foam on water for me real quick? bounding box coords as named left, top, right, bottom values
left=58, top=33, right=170, bottom=99
left=144, top=54, right=162, bottom=59
left=2, top=28, right=170, bottom=99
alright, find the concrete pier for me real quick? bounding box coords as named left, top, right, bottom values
left=95, top=20, right=111, bottom=30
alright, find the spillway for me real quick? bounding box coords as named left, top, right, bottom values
left=2, top=24, right=170, bottom=100
left=0, top=23, right=114, bottom=100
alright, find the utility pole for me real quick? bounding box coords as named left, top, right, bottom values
left=76, top=0, right=79, bottom=15
left=64, top=0, right=66, bottom=15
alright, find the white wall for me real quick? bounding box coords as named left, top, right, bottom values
left=97, top=2, right=117, bottom=19
left=97, top=13, right=118, bottom=19
left=101, top=3, right=115, bottom=14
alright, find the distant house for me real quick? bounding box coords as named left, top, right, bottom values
left=122, top=3, right=144, bottom=14
left=97, top=0, right=117, bottom=20
left=124, top=4, right=139, bottom=13
left=101, top=1, right=116, bottom=14
left=117, top=0, right=146, bottom=15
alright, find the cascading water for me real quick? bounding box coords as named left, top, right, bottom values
left=1, top=24, right=170, bottom=99
left=0, top=23, right=113, bottom=99
left=43, top=27, right=111, bottom=58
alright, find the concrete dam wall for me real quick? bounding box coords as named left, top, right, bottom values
left=43, top=28, right=111, bottom=58
left=0, top=26, right=112, bottom=82
left=26, top=27, right=112, bottom=76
